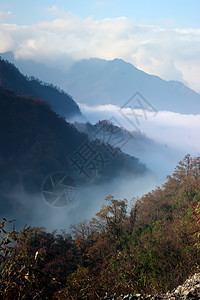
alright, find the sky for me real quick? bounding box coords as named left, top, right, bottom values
left=0, top=0, right=200, bottom=92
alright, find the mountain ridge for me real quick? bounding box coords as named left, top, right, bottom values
left=63, top=57, right=200, bottom=114
left=0, top=85, right=148, bottom=221
left=0, top=56, right=81, bottom=119
left=1, top=52, right=199, bottom=114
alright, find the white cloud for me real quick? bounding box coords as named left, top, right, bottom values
left=47, top=5, right=65, bottom=16
left=0, top=11, right=12, bottom=23
left=0, top=30, right=13, bottom=52
left=0, top=11, right=200, bottom=92
left=94, top=1, right=111, bottom=8
left=78, top=103, right=200, bottom=155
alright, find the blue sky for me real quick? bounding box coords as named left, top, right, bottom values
left=1, top=0, right=200, bottom=27
left=0, top=0, right=200, bottom=92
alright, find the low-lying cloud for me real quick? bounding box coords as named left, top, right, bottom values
left=78, top=103, right=200, bottom=156
left=0, top=171, right=157, bottom=231
left=4, top=104, right=199, bottom=231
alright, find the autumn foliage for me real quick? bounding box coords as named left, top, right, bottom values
left=0, top=155, right=200, bottom=299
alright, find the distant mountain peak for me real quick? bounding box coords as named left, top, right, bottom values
left=64, top=57, right=200, bottom=114
left=1, top=53, right=199, bottom=114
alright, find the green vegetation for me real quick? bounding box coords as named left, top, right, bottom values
left=0, top=154, right=200, bottom=299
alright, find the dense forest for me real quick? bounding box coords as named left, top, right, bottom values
left=0, top=86, right=147, bottom=216
left=0, top=154, right=200, bottom=299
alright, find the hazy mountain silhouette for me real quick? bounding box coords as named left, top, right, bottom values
left=74, top=120, right=163, bottom=154
left=63, top=58, right=200, bottom=114
left=1, top=53, right=199, bottom=114
left=74, top=120, right=181, bottom=181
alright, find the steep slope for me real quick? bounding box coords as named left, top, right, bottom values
left=0, top=155, right=200, bottom=299
left=74, top=120, right=181, bottom=180
left=0, top=57, right=81, bottom=119
left=0, top=87, right=147, bottom=201
left=74, top=120, right=163, bottom=153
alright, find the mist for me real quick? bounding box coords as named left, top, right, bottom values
left=1, top=99, right=199, bottom=232
left=0, top=169, right=157, bottom=232
left=71, top=103, right=200, bottom=184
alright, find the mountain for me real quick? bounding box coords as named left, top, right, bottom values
left=74, top=120, right=163, bottom=154
left=74, top=120, right=180, bottom=180
left=0, top=86, right=148, bottom=215
left=63, top=58, right=200, bottom=114
left=0, top=56, right=81, bottom=119
left=2, top=53, right=200, bottom=114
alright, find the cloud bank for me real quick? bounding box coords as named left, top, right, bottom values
left=78, top=103, right=200, bottom=156
left=0, top=8, right=200, bottom=92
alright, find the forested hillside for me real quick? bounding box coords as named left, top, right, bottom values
left=0, top=86, right=147, bottom=216
left=0, top=155, right=199, bottom=299
left=0, top=57, right=81, bottom=119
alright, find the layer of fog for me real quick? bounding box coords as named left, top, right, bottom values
left=1, top=105, right=199, bottom=232
left=72, top=104, right=200, bottom=182
left=77, top=103, right=200, bottom=153
left=0, top=171, right=157, bottom=232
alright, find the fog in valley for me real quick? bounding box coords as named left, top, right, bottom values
left=1, top=101, right=199, bottom=231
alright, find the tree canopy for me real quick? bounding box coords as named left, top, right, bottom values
left=0, top=155, right=200, bottom=299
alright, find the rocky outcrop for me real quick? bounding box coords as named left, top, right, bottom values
left=166, top=273, right=200, bottom=299
left=102, top=273, right=200, bottom=299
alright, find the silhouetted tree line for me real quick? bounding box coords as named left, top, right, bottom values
left=0, top=57, right=81, bottom=118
